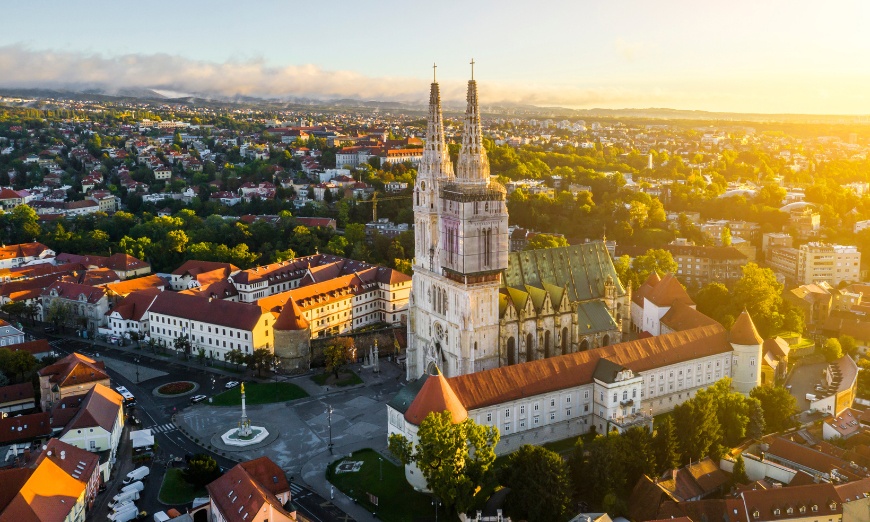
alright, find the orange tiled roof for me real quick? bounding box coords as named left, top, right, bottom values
left=38, top=353, right=109, bottom=388
left=274, top=299, right=309, bottom=331
left=103, top=275, right=166, bottom=297
left=730, top=310, right=763, bottom=345
left=404, top=372, right=468, bottom=425
left=646, top=273, right=694, bottom=308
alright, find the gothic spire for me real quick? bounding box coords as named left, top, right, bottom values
left=420, top=69, right=453, bottom=180
left=455, top=60, right=490, bottom=184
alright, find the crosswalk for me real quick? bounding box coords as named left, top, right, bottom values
left=147, top=423, right=177, bottom=434
left=290, top=483, right=311, bottom=499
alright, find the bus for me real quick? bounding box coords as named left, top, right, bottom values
left=115, top=386, right=136, bottom=408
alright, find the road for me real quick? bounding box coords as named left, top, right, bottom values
left=38, top=331, right=350, bottom=522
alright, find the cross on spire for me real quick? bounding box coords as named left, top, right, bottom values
left=433, top=62, right=437, bottom=82
left=470, top=58, right=475, bottom=80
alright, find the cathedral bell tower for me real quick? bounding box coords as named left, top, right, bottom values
left=407, top=61, right=509, bottom=380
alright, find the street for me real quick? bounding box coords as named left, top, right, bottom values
left=37, top=330, right=355, bottom=522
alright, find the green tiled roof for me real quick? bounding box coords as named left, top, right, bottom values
left=503, top=241, right=625, bottom=303
left=577, top=301, right=619, bottom=335
left=387, top=374, right=429, bottom=414
left=524, top=285, right=548, bottom=313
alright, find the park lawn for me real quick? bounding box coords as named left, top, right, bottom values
left=158, top=468, right=206, bottom=505
left=328, top=449, right=437, bottom=522
left=542, top=432, right=595, bottom=456
left=210, top=382, right=308, bottom=406
left=312, top=370, right=363, bottom=387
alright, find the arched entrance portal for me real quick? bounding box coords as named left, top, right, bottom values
left=580, top=339, right=589, bottom=351
left=602, top=334, right=610, bottom=347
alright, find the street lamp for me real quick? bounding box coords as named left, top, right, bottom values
left=432, top=498, right=441, bottom=522
left=134, top=357, right=140, bottom=384
left=327, top=404, right=334, bottom=454
left=211, top=376, right=215, bottom=392
left=378, top=457, right=383, bottom=481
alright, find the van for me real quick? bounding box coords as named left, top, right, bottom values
left=120, top=481, right=145, bottom=494
left=111, top=501, right=135, bottom=514
left=806, top=393, right=817, bottom=401
left=108, top=503, right=138, bottom=521
left=109, top=489, right=141, bottom=508
left=123, top=466, right=150, bottom=485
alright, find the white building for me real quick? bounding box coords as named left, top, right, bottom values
left=57, top=383, right=125, bottom=480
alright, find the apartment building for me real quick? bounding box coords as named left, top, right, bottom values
left=147, top=291, right=274, bottom=360
left=667, top=244, right=747, bottom=287
left=799, top=243, right=860, bottom=286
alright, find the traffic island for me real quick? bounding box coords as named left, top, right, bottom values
left=153, top=381, right=199, bottom=398
left=158, top=468, right=206, bottom=505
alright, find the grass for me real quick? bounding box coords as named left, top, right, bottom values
left=158, top=468, right=206, bottom=505
left=327, top=449, right=437, bottom=522
left=312, top=370, right=363, bottom=387
left=210, top=382, right=308, bottom=406
left=542, top=432, right=596, bottom=456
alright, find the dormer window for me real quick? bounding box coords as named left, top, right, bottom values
left=786, top=507, right=792, bottom=515
left=773, top=509, right=780, bottom=516
left=811, top=505, right=818, bottom=512
left=799, top=506, right=805, bottom=514
left=829, top=501, right=837, bottom=510
left=752, top=510, right=759, bottom=519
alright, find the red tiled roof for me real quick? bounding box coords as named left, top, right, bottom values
left=739, top=482, right=841, bottom=521
left=149, top=291, right=266, bottom=330
left=0, top=412, right=52, bottom=444
left=63, top=383, right=122, bottom=433
left=445, top=324, right=730, bottom=411
left=206, top=457, right=294, bottom=522
left=171, top=260, right=239, bottom=277
left=274, top=299, right=309, bottom=331
left=107, top=288, right=161, bottom=321
left=42, top=281, right=107, bottom=304
left=660, top=302, right=718, bottom=332
left=38, top=353, right=109, bottom=388
left=646, top=273, right=694, bottom=308
left=8, top=339, right=52, bottom=358
left=0, top=382, right=34, bottom=404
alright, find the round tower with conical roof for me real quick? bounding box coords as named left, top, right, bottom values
left=729, top=310, right=764, bottom=395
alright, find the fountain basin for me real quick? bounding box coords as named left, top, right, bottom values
left=220, top=426, right=270, bottom=447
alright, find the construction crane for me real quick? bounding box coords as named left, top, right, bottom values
left=354, top=193, right=412, bottom=221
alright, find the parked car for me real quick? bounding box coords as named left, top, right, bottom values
left=225, top=381, right=240, bottom=389
left=190, top=394, right=208, bottom=404
left=43, top=326, right=56, bottom=333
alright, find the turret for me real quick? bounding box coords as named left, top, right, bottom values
left=729, top=309, right=764, bottom=395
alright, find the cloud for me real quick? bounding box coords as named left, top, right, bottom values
left=0, top=45, right=725, bottom=110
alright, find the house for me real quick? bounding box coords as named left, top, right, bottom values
left=0, top=438, right=102, bottom=522
left=57, top=383, right=125, bottom=480
left=37, top=353, right=111, bottom=411
left=170, top=260, right=239, bottom=291
left=63, top=200, right=100, bottom=216
left=8, top=339, right=54, bottom=360
left=761, top=337, right=790, bottom=386
left=0, top=242, right=55, bottom=270
left=0, top=382, right=36, bottom=415
left=40, top=281, right=110, bottom=332
left=56, top=253, right=151, bottom=280
left=205, top=457, right=297, bottom=522
left=105, top=289, right=161, bottom=339
left=0, top=188, right=24, bottom=210
left=0, top=412, right=53, bottom=448
left=0, top=319, right=25, bottom=347
left=628, top=458, right=729, bottom=521
left=294, top=217, right=337, bottom=230
left=102, top=274, right=166, bottom=304
left=787, top=283, right=833, bottom=328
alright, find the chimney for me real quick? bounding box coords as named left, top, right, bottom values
left=672, top=469, right=678, bottom=482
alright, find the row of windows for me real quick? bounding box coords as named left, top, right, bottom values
left=151, top=315, right=250, bottom=339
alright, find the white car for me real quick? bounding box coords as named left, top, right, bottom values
left=190, top=395, right=208, bottom=404
left=225, top=381, right=240, bottom=389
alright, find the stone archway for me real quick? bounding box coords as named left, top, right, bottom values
left=561, top=327, right=568, bottom=354
left=602, top=334, right=611, bottom=347
left=526, top=332, right=534, bottom=362
left=507, top=337, right=516, bottom=365
left=580, top=339, right=590, bottom=351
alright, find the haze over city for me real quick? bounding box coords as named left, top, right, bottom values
left=2, top=0, right=869, bottom=113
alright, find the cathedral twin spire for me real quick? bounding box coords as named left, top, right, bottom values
left=422, top=60, right=490, bottom=185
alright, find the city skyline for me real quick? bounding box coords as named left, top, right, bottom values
left=1, top=0, right=869, bottom=114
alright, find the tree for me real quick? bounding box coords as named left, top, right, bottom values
left=732, top=454, right=749, bottom=485
left=173, top=335, right=192, bottom=355
left=524, top=234, right=569, bottom=251
left=182, top=453, right=221, bottom=488
left=45, top=301, right=72, bottom=330
left=721, top=226, right=732, bottom=246
left=631, top=249, right=678, bottom=285
left=673, top=390, right=722, bottom=462
left=324, top=337, right=354, bottom=378
left=821, top=338, right=843, bottom=363
left=612, top=254, right=635, bottom=289
left=500, top=445, right=571, bottom=522
left=730, top=263, right=784, bottom=337
left=1, top=301, right=26, bottom=323
left=839, top=335, right=859, bottom=357
left=750, top=385, right=798, bottom=433
left=619, top=426, right=656, bottom=491
left=388, top=411, right=499, bottom=516
left=585, top=433, right=626, bottom=507
left=694, top=282, right=731, bottom=324
left=783, top=308, right=805, bottom=335
left=653, top=416, right=680, bottom=474
left=249, top=348, right=272, bottom=377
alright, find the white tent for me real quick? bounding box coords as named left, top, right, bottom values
left=130, top=429, right=154, bottom=449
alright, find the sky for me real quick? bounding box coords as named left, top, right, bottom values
left=1, top=0, right=869, bottom=114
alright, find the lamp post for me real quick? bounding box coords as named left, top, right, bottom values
left=378, top=457, right=383, bottom=481
left=432, top=498, right=440, bottom=522
left=327, top=404, right=334, bottom=454
left=134, top=357, right=140, bottom=383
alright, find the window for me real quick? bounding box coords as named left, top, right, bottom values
left=486, top=413, right=492, bottom=422
left=534, top=403, right=539, bottom=411
left=566, top=396, right=571, bottom=404
left=533, top=416, right=539, bottom=425
left=550, top=399, right=555, bottom=407
left=550, top=413, right=555, bottom=421
left=566, top=409, right=571, bottom=416
left=505, top=408, right=510, bottom=418
left=520, top=405, right=525, bottom=415
left=613, top=393, right=617, bottom=403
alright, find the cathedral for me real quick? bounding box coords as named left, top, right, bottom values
left=406, top=67, right=628, bottom=380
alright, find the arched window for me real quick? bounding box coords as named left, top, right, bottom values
left=544, top=331, right=551, bottom=359
left=507, top=337, right=516, bottom=365
left=526, top=333, right=534, bottom=362
left=602, top=334, right=610, bottom=347
left=580, top=339, right=589, bottom=351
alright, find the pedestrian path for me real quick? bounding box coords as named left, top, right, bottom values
left=147, top=422, right=177, bottom=434
left=289, top=483, right=312, bottom=500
